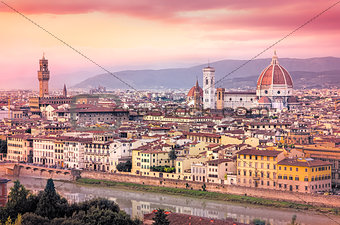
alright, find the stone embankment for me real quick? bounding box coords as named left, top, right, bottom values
left=2, top=163, right=340, bottom=208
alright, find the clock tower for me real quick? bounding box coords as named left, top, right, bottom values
left=38, top=53, right=50, bottom=97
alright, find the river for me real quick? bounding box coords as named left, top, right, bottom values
left=4, top=176, right=340, bottom=225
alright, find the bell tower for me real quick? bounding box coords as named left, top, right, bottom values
left=38, top=53, right=50, bottom=97
left=203, top=65, right=216, bottom=109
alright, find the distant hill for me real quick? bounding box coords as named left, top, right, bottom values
left=73, top=57, right=340, bottom=90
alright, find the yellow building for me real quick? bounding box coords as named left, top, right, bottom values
left=189, top=141, right=210, bottom=156
left=140, top=150, right=170, bottom=176
left=7, top=135, right=33, bottom=162
left=132, top=148, right=142, bottom=175
left=237, top=149, right=284, bottom=189
left=54, top=140, right=64, bottom=167
left=277, top=158, right=331, bottom=193
left=221, top=135, right=243, bottom=146
left=186, top=132, right=221, bottom=144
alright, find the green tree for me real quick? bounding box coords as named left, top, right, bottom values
left=116, top=160, right=132, bottom=172
left=152, top=209, right=170, bottom=225
left=252, top=218, right=266, bottom=225
left=21, top=213, right=49, bottom=225
left=0, top=140, right=7, bottom=154
left=6, top=180, right=35, bottom=219
left=24, top=128, right=31, bottom=134
left=35, top=179, right=68, bottom=219
left=168, top=149, right=177, bottom=167
left=202, top=183, right=207, bottom=192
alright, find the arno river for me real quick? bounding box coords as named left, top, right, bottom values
left=5, top=176, right=340, bottom=225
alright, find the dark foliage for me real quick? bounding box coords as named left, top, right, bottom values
left=152, top=209, right=170, bottom=225
left=35, top=179, right=68, bottom=219
left=0, top=179, right=141, bottom=225
left=0, top=139, right=7, bottom=154
left=116, top=160, right=132, bottom=172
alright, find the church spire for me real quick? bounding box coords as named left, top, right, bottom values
left=63, top=84, right=67, bottom=97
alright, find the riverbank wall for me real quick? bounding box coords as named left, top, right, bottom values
left=0, top=163, right=75, bottom=181
left=80, top=171, right=340, bottom=208
left=2, top=163, right=340, bottom=208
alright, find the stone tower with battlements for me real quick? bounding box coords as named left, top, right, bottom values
left=38, top=53, right=50, bottom=97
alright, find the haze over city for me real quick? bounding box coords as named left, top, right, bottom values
left=0, top=1, right=340, bottom=225
left=1, top=0, right=340, bottom=89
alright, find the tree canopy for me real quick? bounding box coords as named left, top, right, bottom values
left=0, top=180, right=141, bottom=225
left=152, top=209, right=170, bottom=225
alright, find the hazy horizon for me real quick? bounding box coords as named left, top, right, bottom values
left=1, top=0, right=340, bottom=89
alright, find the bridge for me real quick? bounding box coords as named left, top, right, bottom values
left=0, top=163, right=78, bottom=181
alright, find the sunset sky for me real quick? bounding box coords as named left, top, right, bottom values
left=0, top=0, right=340, bottom=89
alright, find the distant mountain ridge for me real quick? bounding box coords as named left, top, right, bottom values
left=73, top=57, right=340, bottom=90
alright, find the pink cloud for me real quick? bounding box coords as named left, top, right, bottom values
left=1, top=0, right=339, bottom=34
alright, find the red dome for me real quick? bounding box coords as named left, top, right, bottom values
left=187, top=80, right=203, bottom=97
left=257, top=52, right=293, bottom=87
left=258, top=96, right=271, bottom=104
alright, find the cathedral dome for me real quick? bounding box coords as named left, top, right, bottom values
left=187, top=81, right=203, bottom=97
left=257, top=51, right=293, bottom=88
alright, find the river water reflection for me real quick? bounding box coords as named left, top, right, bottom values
left=5, top=177, right=340, bottom=225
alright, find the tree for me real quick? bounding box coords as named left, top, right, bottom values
left=202, top=184, right=207, bottom=192
left=35, top=179, right=68, bottom=219
left=252, top=218, right=266, bottom=225
left=116, top=160, right=132, bottom=172
left=0, top=140, right=7, bottom=154
left=168, top=149, right=177, bottom=167
left=152, top=209, right=170, bottom=225
left=6, top=180, right=31, bottom=219
left=21, top=213, right=49, bottom=225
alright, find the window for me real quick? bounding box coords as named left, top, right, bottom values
left=296, top=168, right=298, bottom=172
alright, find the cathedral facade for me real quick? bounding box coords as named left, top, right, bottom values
left=187, top=51, right=298, bottom=110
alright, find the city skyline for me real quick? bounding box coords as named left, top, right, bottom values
left=0, top=0, right=340, bottom=89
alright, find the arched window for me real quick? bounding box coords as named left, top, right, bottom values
left=206, top=79, right=208, bottom=85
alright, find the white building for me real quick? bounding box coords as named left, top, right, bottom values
left=203, top=66, right=216, bottom=109
left=33, top=137, right=56, bottom=166
left=64, top=137, right=86, bottom=169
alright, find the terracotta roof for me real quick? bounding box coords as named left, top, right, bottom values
left=278, top=158, right=331, bottom=167
left=258, top=96, right=271, bottom=104
left=237, top=149, right=282, bottom=157
left=207, top=158, right=232, bottom=164
left=257, top=52, right=293, bottom=87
